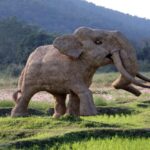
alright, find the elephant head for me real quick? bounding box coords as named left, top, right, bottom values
left=54, top=27, right=150, bottom=96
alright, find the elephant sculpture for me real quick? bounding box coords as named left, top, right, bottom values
left=11, top=27, right=150, bottom=117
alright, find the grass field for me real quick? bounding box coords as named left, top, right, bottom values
left=0, top=72, right=150, bottom=149
left=51, top=137, right=150, bottom=150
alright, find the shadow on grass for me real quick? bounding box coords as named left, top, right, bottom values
left=0, top=130, right=37, bottom=142
left=59, top=115, right=120, bottom=128
left=143, top=100, right=150, bottom=104
left=96, top=106, right=134, bottom=116
left=0, top=106, right=134, bottom=117
left=0, top=108, right=48, bottom=117
left=137, top=100, right=150, bottom=108
left=1, top=128, right=150, bottom=149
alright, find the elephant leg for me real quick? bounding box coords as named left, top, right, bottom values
left=72, top=85, right=97, bottom=116
left=53, top=94, right=66, bottom=118
left=11, top=88, right=35, bottom=117
left=66, top=92, right=80, bottom=116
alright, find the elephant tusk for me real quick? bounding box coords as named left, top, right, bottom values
left=112, top=51, right=150, bottom=88
left=136, top=73, right=150, bottom=82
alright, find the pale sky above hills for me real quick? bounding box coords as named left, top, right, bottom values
left=86, top=0, right=150, bottom=19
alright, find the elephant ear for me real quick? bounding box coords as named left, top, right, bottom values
left=53, top=35, right=83, bottom=58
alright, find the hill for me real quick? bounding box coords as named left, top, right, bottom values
left=0, top=0, right=150, bottom=46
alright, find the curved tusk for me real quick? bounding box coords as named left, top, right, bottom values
left=136, top=73, right=150, bottom=82
left=112, top=51, right=150, bottom=88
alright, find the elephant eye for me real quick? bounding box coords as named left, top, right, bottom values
left=94, top=39, right=103, bottom=45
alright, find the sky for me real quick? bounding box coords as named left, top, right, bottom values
left=86, top=0, right=150, bottom=19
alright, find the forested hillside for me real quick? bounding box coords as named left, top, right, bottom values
left=0, top=0, right=150, bottom=44
left=0, top=0, right=149, bottom=73
left=0, top=18, right=57, bottom=76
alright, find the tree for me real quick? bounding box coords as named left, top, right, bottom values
left=0, top=17, right=58, bottom=66
left=19, top=32, right=57, bottom=64
left=138, top=41, right=150, bottom=62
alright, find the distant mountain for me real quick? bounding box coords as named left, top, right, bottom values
left=0, top=0, right=150, bottom=46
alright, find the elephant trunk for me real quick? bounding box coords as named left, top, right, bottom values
left=110, top=32, right=150, bottom=96
left=112, top=31, right=139, bottom=75
left=112, top=51, right=150, bottom=88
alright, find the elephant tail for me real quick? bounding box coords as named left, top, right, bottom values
left=12, top=90, right=21, bottom=103
left=12, top=68, right=25, bottom=103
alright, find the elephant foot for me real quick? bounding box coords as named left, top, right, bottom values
left=66, top=109, right=80, bottom=117
left=52, top=113, right=62, bottom=119
left=11, top=107, right=28, bottom=117
left=63, top=113, right=80, bottom=120
left=80, top=106, right=97, bottom=116
left=80, top=110, right=97, bottom=116
left=65, top=112, right=79, bottom=117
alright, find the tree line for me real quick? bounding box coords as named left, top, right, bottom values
left=0, top=17, right=149, bottom=76
left=0, top=17, right=58, bottom=76
left=0, top=0, right=150, bottom=47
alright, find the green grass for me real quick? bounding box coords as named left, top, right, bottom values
left=0, top=100, right=14, bottom=108
left=0, top=97, right=150, bottom=149
left=93, top=96, right=108, bottom=106
left=83, top=111, right=150, bottom=128
left=0, top=72, right=150, bottom=149
left=0, top=100, right=53, bottom=111
left=0, top=73, right=18, bottom=89
left=92, top=72, right=150, bottom=85
left=92, top=72, right=119, bottom=86
left=50, top=137, right=150, bottom=150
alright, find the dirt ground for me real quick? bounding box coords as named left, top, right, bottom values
left=0, top=87, right=149, bottom=102
left=0, top=88, right=54, bottom=102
